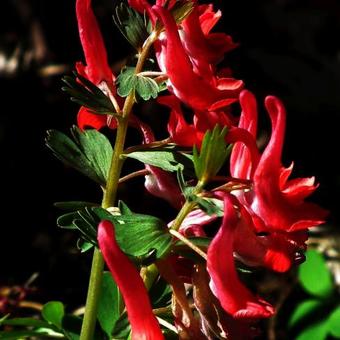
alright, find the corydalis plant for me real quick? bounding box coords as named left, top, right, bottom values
left=0, top=0, right=328, bottom=339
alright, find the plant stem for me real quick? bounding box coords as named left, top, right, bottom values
left=79, top=32, right=158, bottom=340
left=170, top=200, right=197, bottom=231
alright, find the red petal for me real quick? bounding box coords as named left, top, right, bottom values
left=252, top=96, right=328, bottom=230
left=207, top=195, right=274, bottom=319
left=98, top=221, right=164, bottom=340
left=145, top=165, right=184, bottom=209
left=153, top=6, right=241, bottom=111
left=76, top=0, right=113, bottom=85
left=77, top=107, right=107, bottom=130
left=230, top=90, right=258, bottom=179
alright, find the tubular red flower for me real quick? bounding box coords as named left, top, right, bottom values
left=98, top=220, right=164, bottom=340
left=207, top=195, right=274, bottom=319
left=229, top=91, right=328, bottom=272
left=252, top=96, right=328, bottom=232
left=181, top=5, right=237, bottom=65
left=153, top=5, right=242, bottom=112
left=76, top=0, right=116, bottom=130
left=76, top=0, right=113, bottom=85
left=230, top=90, right=258, bottom=179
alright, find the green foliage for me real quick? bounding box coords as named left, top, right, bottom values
left=98, top=272, right=123, bottom=338
left=123, top=146, right=194, bottom=174
left=46, top=127, right=113, bottom=186
left=116, top=67, right=161, bottom=100
left=62, top=72, right=116, bottom=115
left=289, top=299, right=323, bottom=328
left=289, top=249, right=340, bottom=339
left=56, top=202, right=173, bottom=262
left=193, top=125, right=230, bottom=184
left=57, top=206, right=99, bottom=245
left=42, top=301, right=65, bottom=329
left=191, top=197, right=224, bottom=217
left=171, top=1, right=195, bottom=24
left=94, top=207, right=173, bottom=260
left=155, top=0, right=194, bottom=31
left=0, top=301, right=107, bottom=340
left=298, top=249, right=334, bottom=298
left=327, top=306, right=340, bottom=338
left=113, top=2, right=149, bottom=50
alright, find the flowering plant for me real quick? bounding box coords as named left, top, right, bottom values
left=0, top=0, right=329, bottom=339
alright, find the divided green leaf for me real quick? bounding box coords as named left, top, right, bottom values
left=94, top=207, right=173, bottom=260
left=62, top=72, right=116, bottom=115
left=298, top=249, right=334, bottom=299
left=124, top=147, right=194, bottom=174
left=193, top=125, right=230, bottom=184
left=46, top=126, right=113, bottom=186
left=116, top=67, right=161, bottom=100
left=113, top=2, right=149, bottom=50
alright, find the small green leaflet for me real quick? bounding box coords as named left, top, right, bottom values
left=193, top=125, right=230, bottom=184
left=298, top=249, right=334, bottom=299
left=113, top=2, right=149, bottom=50
left=46, top=126, right=113, bottom=186
left=62, top=72, right=116, bottom=116
left=123, top=147, right=194, bottom=174
left=42, top=301, right=65, bottom=329
left=116, top=67, right=161, bottom=100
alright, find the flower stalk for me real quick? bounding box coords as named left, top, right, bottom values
left=79, top=31, right=158, bottom=340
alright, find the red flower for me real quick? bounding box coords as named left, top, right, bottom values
left=181, top=4, right=237, bottom=65
left=154, top=6, right=243, bottom=112
left=207, top=194, right=274, bottom=319
left=98, top=220, right=164, bottom=340
left=230, top=90, right=328, bottom=272
left=76, top=0, right=116, bottom=130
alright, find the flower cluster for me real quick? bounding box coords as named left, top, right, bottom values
left=72, top=0, right=328, bottom=338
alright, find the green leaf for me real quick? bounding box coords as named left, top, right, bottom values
left=46, top=127, right=113, bottom=186
left=289, top=299, right=324, bottom=328
left=327, top=305, right=340, bottom=338
left=135, top=75, right=159, bottom=100
left=62, top=72, right=116, bottom=115
left=0, top=330, right=60, bottom=339
left=171, top=0, right=194, bottom=24
left=42, top=301, right=65, bottom=329
left=192, top=197, right=224, bottom=216
left=0, top=317, right=54, bottom=329
left=113, top=2, right=149, bottom=50
left=116, top=67, right=161, bottom=101
left=61, top=315, right=107, bottom=340
left=124, top=148, right=194, bottom=174
left=57, top=207, right=99, bottom=245
left=150, top=278, right=172, bottom=309
left=94, top=208, right=173, bottom=260
left=54, top=201, right=98, bottom=211
left=296, top=319, right=329, bottom=340
left=118, top=200, right=133, bottom=215
left=193, top=125, right=230, bottom=184
left=98, top=272, right=123, bottom=338
left=116, top=67, right=137, bottom=97
left=112, top=313, right=130, bottom=339
left=298, top=249, right=334, bottom=298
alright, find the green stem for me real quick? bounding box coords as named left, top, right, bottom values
left=79, top=32, right=159, bottom=340
left=171, top=200, right=197, bottom=231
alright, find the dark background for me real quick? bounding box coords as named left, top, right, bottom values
left=0, top=0, right=339, bottom=325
